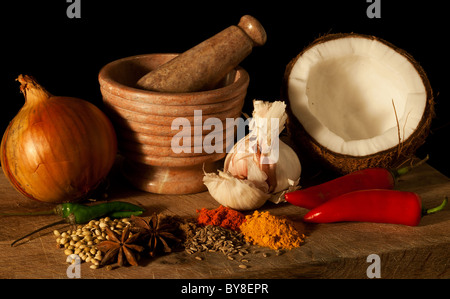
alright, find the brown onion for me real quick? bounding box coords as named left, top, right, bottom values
left=0, top=75, right=117, bottom=203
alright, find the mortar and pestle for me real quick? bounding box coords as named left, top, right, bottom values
left=99, top=15, right=266, bottom=194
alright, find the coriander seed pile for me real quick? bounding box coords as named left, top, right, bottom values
left=55, top=214, right=186, bottom=269
left=55, top=216, right=131, bottom=269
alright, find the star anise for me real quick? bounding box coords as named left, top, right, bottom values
left=96, top=225, right=144, bottom=266
left=131, top=213, right=182, bottom=257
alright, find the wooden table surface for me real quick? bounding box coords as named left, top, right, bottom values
left=0, top=159, right=449, bottom=279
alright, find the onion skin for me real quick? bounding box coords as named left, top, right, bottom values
left=1, top=75, right=117, bottom=203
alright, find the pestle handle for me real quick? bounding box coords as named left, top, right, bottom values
left=136, top=15, right=266, bottom=93
left=237, top=15, right=267, bottom=47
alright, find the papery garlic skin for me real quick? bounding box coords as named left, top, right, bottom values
left=226, top=100, right=301, bottom=193
left=272, top=140, right=301, bottom=193
left=203, top=170, right=270, bottom=211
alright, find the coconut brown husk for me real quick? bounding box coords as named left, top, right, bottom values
left=282, top=33, right=435, bottom=174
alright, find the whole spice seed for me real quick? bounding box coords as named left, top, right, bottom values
left=56, top=213, right=188, bottom=269
left=56, top=217, right=132, bottom=268
left=184, top=225, right=249, bottom=257
left=96, top=226, right=144, bottom=267
left=131, top=214, right=183, bottom=257
left=10, top=201, right=144, bottom=247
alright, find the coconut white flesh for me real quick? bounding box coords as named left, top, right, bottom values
left=288, top=36, right=427, bottom=156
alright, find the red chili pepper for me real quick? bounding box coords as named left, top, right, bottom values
left=302, top=189, right=447, bottom=226
left=284, top=156, right=429, bottom=210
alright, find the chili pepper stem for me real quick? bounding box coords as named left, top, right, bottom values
left=11, top=219, right=66, bottom=247
left=0, top=210, right=55, bottom=216
left=7, top=202, right=145, bottom=246
left=394, top=155, right=430, bottom=178
left=423, top=197, right=448, bottom=216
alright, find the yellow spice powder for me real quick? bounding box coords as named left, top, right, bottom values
left=240, top=210, right=305, bottom=250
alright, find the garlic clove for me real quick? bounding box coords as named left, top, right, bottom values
left=272, top=140, right=302, bottom=193
left=246, top=156, right=269, bottom=193
left=203, top=170, right=270, bottom=211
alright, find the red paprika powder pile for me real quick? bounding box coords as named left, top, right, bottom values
left=196, top=205, right=246, bottom=231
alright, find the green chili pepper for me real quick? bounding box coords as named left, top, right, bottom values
left=3, top=201, right=145, bottom=247
left=55, top=201, right=145, bottom=224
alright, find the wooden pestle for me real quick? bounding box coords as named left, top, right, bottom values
left=136, top=15, right=266, bottom=93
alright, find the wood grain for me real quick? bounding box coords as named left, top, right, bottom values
left=0, top=160, right=449, bottom=279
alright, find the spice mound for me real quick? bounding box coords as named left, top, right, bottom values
left=240, top=211, right=305, bottom=250
left=196, top=205, right=246, bottom=231
left=184, top=224, right=249, bottom=256
left=55, top=214, right=185, bottom=269
left=55, top=217, right=132, bottom=269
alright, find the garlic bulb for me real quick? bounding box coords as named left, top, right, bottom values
left=203, top=100, right=302, bottom=210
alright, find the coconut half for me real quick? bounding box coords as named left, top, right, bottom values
left=284, top=33, right=434, bottom=174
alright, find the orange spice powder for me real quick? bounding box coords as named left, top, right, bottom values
left=196, top=205, right=246, bottom=231
left=240, top=210, right=305, bottom=250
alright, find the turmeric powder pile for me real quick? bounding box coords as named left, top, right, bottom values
left=240, top=211, right=305, bottom=250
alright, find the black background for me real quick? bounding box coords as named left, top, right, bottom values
left=2, top=0, right=448, bottom=177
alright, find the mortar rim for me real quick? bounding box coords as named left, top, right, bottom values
left=98, top=53, right=250, bottom=106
